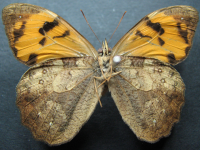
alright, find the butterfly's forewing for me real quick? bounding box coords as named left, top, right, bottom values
left=16, top=57, right=103, bottom=145
left=2, top=3, right=98, bottom=66
left=109, top=57, right=185, bottom=143
left=111, top=6, right=198, bottom=65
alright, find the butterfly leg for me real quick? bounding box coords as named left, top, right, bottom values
left=94, top=70, right=122, bottom=89
left=107, top=64, right=114, bottom=82
left=93, top=77, right=103, bottom=107
left=93, top=70, right=122, bottom=97
left=105, top=69, right=122, bottom=84
left=99, top=65, right=109, bottom=82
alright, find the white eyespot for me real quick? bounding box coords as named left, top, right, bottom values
left=153, top=119, right=156, bottom=123
left=49, top=122, right=53, bottom=126
left=39, top=79, right=44, bottom=84
left=158, top=68, right=162, bottom=73
left=161, top=78, right=165, bottom=83
left=19, top=16, right=21, bottom=18
left=181, top=17, right=184, bottom=20
left=42, top=69, right=47, bottom=74
left=113, top=55, right=121, bottom=63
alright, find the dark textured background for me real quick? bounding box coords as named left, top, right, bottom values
left=0, top=0, right=200, bottom=150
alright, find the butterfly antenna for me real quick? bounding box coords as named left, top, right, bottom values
left=108, top=11, right=127, bottom=43
left=81, top=10, right=101, bottom=45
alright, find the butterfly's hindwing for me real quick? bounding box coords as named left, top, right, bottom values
left=109, top=56, right=185, bottom=142
left=16, top=57, right=103, bottom=145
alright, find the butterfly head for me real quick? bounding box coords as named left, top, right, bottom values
left=98, top=39, right=111, bottom=56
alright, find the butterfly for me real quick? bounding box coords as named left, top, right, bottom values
left=2, top=3, right=198, bottom=145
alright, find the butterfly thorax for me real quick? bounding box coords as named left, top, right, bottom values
left=96, top=40, right=113, bottom=81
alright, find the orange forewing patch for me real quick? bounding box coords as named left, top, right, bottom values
left=2, top=3, right=98, bottom=66
left=112, top=6, right=198, bottom=65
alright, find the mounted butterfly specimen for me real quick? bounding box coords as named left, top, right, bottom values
left=2, top=3, right=198, bottom=145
